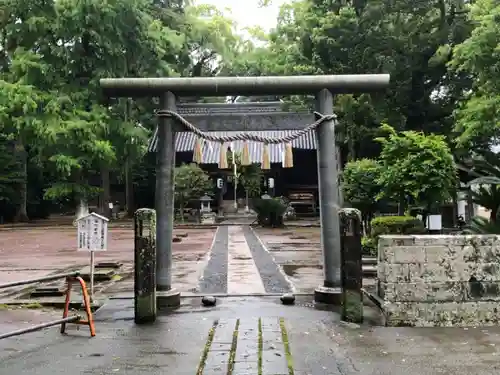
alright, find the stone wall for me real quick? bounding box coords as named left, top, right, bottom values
left=377, top=235, right=500, bottom=327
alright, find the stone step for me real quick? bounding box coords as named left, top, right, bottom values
left=78, top=266, right=116, bottom=282
left=30, top=287, right=65, bottom=298
left=95, top=262, right=122, bottom=269
left=362, top=265, right=376, bottom=278
left=362, top=257, right=377, bottom=265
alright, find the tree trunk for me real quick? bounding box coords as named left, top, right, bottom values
left=76, top=199, right=89, bottom=219
left=14, top=140, right=29, bottom=222
left=101, top=166, right=111, bottom=218
left=398, top=195, right=406, bottom=216
left=125, top=158, right=135, bottom=217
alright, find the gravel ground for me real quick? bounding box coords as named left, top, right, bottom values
left=197, top=226, right=228, bottom=294
left=242, top=226, right=292, bottom=293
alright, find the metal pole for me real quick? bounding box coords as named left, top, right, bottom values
left=90, top=251, right=95, bottom=301
left=0, top=272, right=79, bottom=289
left=314, top=89, right=342, bottom=304
left=156, top=92, right=176, bottom=291
left=0, top=316, right=79, bottom=340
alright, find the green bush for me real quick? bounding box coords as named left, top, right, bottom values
left=371, top=215, right=426, bottom=238
left=361, top=236, right=377, bottom=256
left=253, top=198, right=287, bottom=227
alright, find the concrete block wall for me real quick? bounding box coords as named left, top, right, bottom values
left=377, top=235, right=500, bottom=327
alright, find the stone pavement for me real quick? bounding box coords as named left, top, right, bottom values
left=1, top=296, right=500, bottom=375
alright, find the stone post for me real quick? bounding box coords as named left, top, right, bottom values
left=134, top=208, right=157, bottom=324
left=339, top=208, right=363, bottom=323
left=313, top=89, right=342, bottom=304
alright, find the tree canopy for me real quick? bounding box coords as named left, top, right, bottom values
left=0, top=0, right=496, bottom=223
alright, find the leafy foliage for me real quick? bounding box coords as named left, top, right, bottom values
left=227, top=152, right=263, bottom=198
left=342, top=158, right=381, bottom=232
left=449, top=0, right=500, bottom=150
left=371, top=216, right=426, bottom=238
left=174, top=163, right=213, bottom=214
left=376, top=124, right=457, bottom=213
left=253, top=198, right=287, bottom=228
left=0, top=0, right=241, bottom=221
left=465, top=211, right=500, bottom=235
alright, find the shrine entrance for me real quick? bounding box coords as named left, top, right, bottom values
left=147, top=101, right=319, bottom=215
left=100, top=74, right=390, bottom=308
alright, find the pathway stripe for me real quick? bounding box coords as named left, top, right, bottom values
left=227, top=226, right=266, bottom=295
left=243, top=226, right=293, bottom=293
left=198, top=226, right=229, bottom=294
left=200, top=318, right=290, bottom=375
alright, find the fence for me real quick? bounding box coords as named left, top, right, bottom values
left=0, top=272, right=95, bottom=339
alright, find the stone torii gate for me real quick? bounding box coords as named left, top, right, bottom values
left=100, top=74, right=390, bottom=308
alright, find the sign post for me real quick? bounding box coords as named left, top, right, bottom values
left=75, top=213, right=109, bottom=301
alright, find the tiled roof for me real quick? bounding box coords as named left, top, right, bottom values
left=148, top=130, right=316, bottom=164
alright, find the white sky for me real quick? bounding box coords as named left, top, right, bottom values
left=194, top=0, right=288, bottom=33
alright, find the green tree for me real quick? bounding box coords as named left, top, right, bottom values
left=376, top=124, right=457, bottom=216
left=228, top=152, right=263, bottom=208
left=229, top=0, right=473, bottom=159
left=174, top=163, right=213, bottom=222
left=0, top=49, right=65, bottom=221
left=342, top=158, right=381, bottom=233
left=449, top=0, right=500, bottom=150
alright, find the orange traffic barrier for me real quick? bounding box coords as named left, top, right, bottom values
left=61, top=276, right=96, bottom=337
left=0, top=272, right=96, bottom=340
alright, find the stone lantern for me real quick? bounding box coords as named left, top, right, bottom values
left=200, top=194, right=213, bottom=212
left=199, top=194, right=216, bottom=224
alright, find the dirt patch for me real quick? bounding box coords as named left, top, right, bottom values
left=282, top=264, right=322, bottom=277
left=0, top=226, right=216, bottom=297
left=253, top=228, right=323, bottom=292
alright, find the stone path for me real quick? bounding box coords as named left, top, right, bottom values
left=197, top=226, right=292, bottom=295
left=227, top=226, right=266, bottom=295
left=200, top=317, right=290, bottom=375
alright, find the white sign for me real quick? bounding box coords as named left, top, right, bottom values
left=76, top=212, right=109, bottom=251
left=426, top=214, right=442, bottom=230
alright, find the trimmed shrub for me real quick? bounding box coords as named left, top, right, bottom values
left=361, top=236, right=377, bottom=256
left=371, top=215, right=426, bottom=238
left=253, top=198, right=287, bottom=227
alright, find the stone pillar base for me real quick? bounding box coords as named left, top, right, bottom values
left=314, top=286, right=342, bottom=305
left=157, top=289, right=181, bottom=310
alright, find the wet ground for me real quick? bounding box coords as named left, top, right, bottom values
left=0, top=225, right=216, bottom=297
left=1, top=296, right=500, bottom=375
left=2, top=222, right=500, bottom=374
left=254, top=227, right=325, bottom=293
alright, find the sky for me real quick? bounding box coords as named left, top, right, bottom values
left=193, top=0, right=289, bottom=33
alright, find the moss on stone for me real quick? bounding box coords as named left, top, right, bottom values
left=134, top=208, right=156, bottom=242
left=135, top=294, right=155, bottom=319
left=342, top=290, right=363, bottom=324
left=279, top=317, right=294, bottom=375
left=196, top=322, right=217, bottom=375
left=227, top=319, right=240, bottom=375
left=258, top=318, right=263, bottom=375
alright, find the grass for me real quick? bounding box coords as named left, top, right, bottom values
left=196, top=320, right=218, bottom=375
left=21, top=302, right=43, bottom=309
left=226, top=319, right=240, bottom=375
left=279, top=317, right=294, bottom=375
left=258, top=318, right=263, bottom=375
left=0, top=302, right=43, bottom=310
